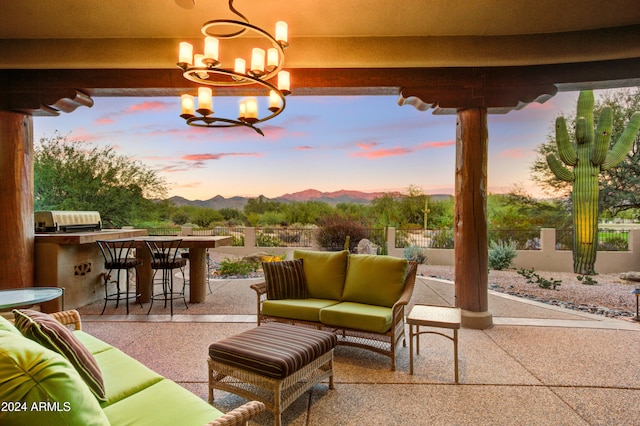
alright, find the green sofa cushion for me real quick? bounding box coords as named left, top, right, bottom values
left=263, top=298, right=340, bottom=322
left=103, top=379, right=225, bottom=426
left=0, top=330, right=110, bottom=426
left=0, top=315, right=21, bottom=335
left=342, top=255, right=408, bottom=307
left=319, top=302, right=393, bottom=334
left=93, top=346, right=164, bottom=407
left=293, top=250, right=348, bottom=300
left=13, top=309, right=107, bottom=402
left=73, top=330, right=114, bottom=355
left=263, top=258, right=309, bottom=299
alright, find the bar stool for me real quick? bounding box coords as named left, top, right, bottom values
left=145, top=239, right=188, bottom=315
left=96, top=239, right=143, bottom=314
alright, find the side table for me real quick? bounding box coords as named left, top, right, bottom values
left=407, top=304, right=461, bottom=383
left=0, top=287, right=65, bottom=311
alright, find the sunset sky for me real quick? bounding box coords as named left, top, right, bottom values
left=33, top=90, right=589, bottom=201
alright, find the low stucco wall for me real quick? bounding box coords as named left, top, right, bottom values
left=209, top=227, right=640, bottom=274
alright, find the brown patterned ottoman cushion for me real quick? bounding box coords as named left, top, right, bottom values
left=209, top=323, right=337, bottom=379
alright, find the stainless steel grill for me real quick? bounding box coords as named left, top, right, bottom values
left=35, top=211, right=102, bottom=233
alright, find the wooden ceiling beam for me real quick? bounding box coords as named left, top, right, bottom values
left=1, top=58, right=640, bottom=115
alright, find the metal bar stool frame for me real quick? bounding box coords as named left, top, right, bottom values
left=96, top=239, right=143, bottom=314
left=145, top=239, right=189, bottom=316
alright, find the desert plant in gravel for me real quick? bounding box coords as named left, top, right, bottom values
left=545, top=90, right=640, bottom=274
left=404, top=245, right=427, bottom=264
left=517, top=267, right=562, bottom=290
left=218, top=258, right=259, bottom=276
left=488, top=239, right=517, bottom=270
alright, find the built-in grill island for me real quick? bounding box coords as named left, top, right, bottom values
left=35, top=210, right=102, bottom=233
left=34, top=212, right=147, bottom=312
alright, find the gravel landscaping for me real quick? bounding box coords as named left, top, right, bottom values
left=423, top=264, right=640, bottom=319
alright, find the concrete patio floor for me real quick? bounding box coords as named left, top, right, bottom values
left=77, top=276, right=640, bottom=425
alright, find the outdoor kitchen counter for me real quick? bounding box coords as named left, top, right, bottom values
left=34, top=228, right=148, bottom=245
left=34, top=229, right=149, bottom=312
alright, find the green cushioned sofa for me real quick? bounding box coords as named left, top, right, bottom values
left=0, top=311, right=264, bottom=426
left=251, top=251, right=417, bottom=371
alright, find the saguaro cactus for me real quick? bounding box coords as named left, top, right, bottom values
left=546, top=90, right=640, bottom=274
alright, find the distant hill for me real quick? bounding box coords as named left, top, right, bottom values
left=168, top=189, right=452, bottom=209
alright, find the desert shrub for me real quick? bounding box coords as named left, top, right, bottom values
left=316, top=213, right=370, bottom=252
left=488, top=239, right=517, bottom=270
left=218, top=258, right=259, bottom=276
left=430, top=229, right=454, bottom=249
left=597, top=235, right=628, bottom=251
left=404, top=245, right=428, bottom=264
left=256, top=232, right=283, bottom=247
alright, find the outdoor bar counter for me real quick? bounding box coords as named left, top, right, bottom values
left=34, top=229, right=148, bottom=312
left=34, top=230, right=233, bottom=312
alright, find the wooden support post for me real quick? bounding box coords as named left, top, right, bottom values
left=0, top=111, right=34, bottom=289
left=454, top=108, right=493, bottom=329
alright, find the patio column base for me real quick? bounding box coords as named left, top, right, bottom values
left=461, top=310, right=493, bottom=330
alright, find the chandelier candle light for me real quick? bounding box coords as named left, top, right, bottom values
left=177, top=0, right=291, bottom=135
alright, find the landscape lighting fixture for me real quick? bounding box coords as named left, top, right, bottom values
left=177, top=0, right=291, bottom=136
left=632, top=288, right=640, bottom=322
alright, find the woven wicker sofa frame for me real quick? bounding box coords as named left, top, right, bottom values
left=49, top=310, right=266, bottom=426
left=250, top=261, right=417, bottom=371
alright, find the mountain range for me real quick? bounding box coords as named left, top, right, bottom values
left=169, top=189, right=452, bottom=210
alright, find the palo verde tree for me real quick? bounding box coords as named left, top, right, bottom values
left=34, top=133, right=168, bottom=227
left=545, top=90, right=640, bottom=274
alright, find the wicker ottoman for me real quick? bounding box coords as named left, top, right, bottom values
left=208, top=322, right=337, bottom=426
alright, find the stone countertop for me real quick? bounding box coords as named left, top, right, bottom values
left=34, top=229, right=148, bottom=245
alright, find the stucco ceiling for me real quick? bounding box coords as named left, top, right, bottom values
left=1, top=0, right=640, bottom=69
left=1, top=0, right=640, bottom=114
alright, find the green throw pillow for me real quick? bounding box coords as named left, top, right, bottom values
left=342, top=255, right=408, bottom=307
left=293, top=250, right=348, bottom=300
left=13, top=309, right=107, bottom=402
left=263, top=258, right=309, bottom=299
left=0, top=330, right=110, bottom=425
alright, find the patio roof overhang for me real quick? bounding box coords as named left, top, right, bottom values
left=2, top=0, right=640, bottom=328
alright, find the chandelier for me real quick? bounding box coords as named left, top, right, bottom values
left=177, top=0, right=291, bottom=136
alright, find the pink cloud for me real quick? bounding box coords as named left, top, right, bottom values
left=417, top=140, right=455, bottom=149
left=182, top=152, right=263, bottom=162
left=296, top=146, right=313, bottom=150
left=125, top=101, right=172, bottom=113
left=68, top=128, right=101, bottom=143
left=356, top=142, right=379, bottom=150
left=351, top=147, right=412, bottom=159
left=95, top=117, right=115, bottom=125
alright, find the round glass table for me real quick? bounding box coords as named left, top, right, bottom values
left=0, top=287, right=64, bottom=310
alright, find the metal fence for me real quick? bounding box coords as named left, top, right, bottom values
left=145, top=226, right=630, bottom=251
left=556, top=228, right=630, bottom=251
left=395, top=229, right=454, bottom=249
left=395, top=228, right=630, bottom=251
left=255, top=227, right=315, bottom=247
